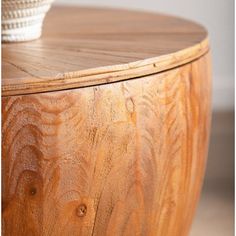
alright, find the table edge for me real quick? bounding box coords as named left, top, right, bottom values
left=2, top=37, right=209, bottom=97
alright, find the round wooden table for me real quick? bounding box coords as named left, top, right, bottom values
left=2, top=6, right=212, bottom=236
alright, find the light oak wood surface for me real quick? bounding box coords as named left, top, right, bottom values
left=2, top=6, right=209, bottom=96
left=2, top=54, right=211, bottom=236
left=2, top=6, right=212, bottom=236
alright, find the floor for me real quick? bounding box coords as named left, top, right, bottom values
left=190, top=111, right=234, bottom=236
left=190, top=186, right=234, bottom=236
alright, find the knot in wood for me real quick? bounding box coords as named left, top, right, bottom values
left=76, top=204, right=87, bottom=217
left=29, top=187, right=37, bottom=196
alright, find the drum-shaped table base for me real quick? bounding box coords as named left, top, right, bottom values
left=2, top=53, right=211, bottom=236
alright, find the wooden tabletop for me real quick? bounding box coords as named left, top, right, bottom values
left=2, top=6, right=209, bottom=96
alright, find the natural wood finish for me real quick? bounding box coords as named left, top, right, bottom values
left=2, top=53, right=211, bottom=236
left=2, top=6, right=212, bottom=236
left=2, top=6, right=209, bottom=96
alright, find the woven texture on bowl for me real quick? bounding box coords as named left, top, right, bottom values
left=2, top=0, right=54, bottom=42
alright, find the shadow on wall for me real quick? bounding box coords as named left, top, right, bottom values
left=203, top=110, right=234, bottom=193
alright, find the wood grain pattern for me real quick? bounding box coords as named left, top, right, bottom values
left=2, top=53, right=212, bottom=236
left=2, top=6, right=209, bottom=96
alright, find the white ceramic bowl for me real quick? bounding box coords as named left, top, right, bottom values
left=2, top=0, right=54, bottom=42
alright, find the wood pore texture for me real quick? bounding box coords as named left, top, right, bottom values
left=2, top=53, right=212, bottom=236
left=2, top=6, right=212, bottom=236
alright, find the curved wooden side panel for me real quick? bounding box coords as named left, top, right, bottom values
left=2, top=53, right=211, bottom=236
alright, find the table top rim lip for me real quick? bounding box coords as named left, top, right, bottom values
left=2, top=6, right=209, bottom=97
